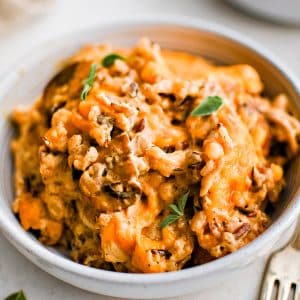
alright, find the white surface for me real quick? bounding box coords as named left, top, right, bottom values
left=0, top=0, right=300, bottom=299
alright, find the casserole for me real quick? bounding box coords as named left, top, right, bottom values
left=0, top=17, right=299, bottom=298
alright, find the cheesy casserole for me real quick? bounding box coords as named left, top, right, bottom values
left=11, top=38, right=300, bottom=273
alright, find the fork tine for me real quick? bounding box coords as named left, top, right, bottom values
left=277, top=281, right=291, bottom=300
left=295, top=283, right=300, bottom=300
left=260, top=275, right=276, bottom=300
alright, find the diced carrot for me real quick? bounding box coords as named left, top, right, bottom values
left=18, top=195, right=44, bottom=231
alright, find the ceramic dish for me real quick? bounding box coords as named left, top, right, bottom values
left=227, top=0, right=300, bottom=25
left=0, top=17, right=300, bottom=299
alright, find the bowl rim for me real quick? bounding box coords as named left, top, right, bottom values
left=0, top=15, right=300, bottom=285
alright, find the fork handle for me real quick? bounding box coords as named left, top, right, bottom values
left=291, top=215, right=300, bottom=249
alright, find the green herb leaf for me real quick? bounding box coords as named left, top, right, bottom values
left=102, top=53, right=125, bottom=68
left=80, top=63, right=98, bottom=101
left=169, top=204, right=182, bottom=216
left=190, top=96, right=224, bottom=117
left=5, top=290, right=27, bottom=300
left=177, top=191, right=189, bottom=213
left=160, top=191, right=189, bottom=229
left=159, top=214, right=180, bottom=229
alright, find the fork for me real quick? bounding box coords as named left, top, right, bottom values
left=259, top=218, right=300, bottom=300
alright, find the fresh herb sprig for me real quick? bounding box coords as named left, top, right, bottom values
left=160, top=192, right=189, bottom=229
left=190, top=95, right=223, bottom=117
left=102, top=53, right=125, bottom=68
left=5, top=290, right=27, bottom=300
left=80, top=63, right=98, bottom=101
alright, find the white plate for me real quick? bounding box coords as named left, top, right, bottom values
left=227, top=0, right=300, bottom=25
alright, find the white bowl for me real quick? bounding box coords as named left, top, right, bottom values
left=227, top=0, right=300, bottom=25
left=0, top=16, right=300, bottom=299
